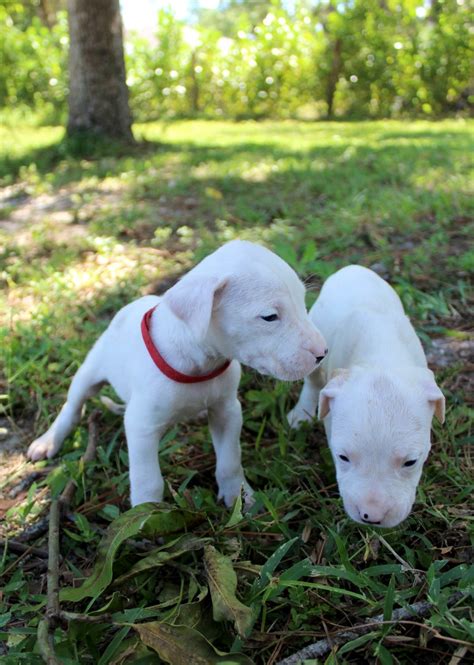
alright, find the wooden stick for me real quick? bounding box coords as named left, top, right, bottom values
left=37, top=498, right=61, bottom=665
left=276, top=591, right=466, bottom=665
left=36, top=411, right=101, bottom=664
left=60, top=410, right=100, bottom=508
left=0, top=538, right=49, bottom=558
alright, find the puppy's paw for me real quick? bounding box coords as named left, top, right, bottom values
left=287, top=406, right=314, bottom=429
left=218, top=477, right=254, bottom=510
left=27, top=433, right=58, bottom=461
left=242, top=481, right=255, bottom=512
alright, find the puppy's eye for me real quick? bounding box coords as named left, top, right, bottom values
left=260, top=314, right=279, bottom=322
left=403, top=459, right=417, bottom=467
left=339, top=455, right=350, bottom=462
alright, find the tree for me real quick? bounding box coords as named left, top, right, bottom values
left=67, top=0, right=133, bottom=140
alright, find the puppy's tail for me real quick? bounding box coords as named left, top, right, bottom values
left=100, top=396, right=126, bottom=415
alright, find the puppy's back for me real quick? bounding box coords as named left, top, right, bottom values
left=311, top=265, right=403, bottom=335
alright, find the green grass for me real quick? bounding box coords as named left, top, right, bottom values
left=0, top=119, right=473, bottom=664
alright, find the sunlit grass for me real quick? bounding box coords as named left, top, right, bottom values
left=0, top=119, right=472, bottom=663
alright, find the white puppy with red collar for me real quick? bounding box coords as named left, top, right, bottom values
left=288, top=265, right=445, bottom=528
left=28, top=240, right=327, bottom=507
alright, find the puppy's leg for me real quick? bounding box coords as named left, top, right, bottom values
left=287, top=366, right=326, bottom=428
left=208, top=398, right=253, bottom=509
left=124, top=399, right=166, bottom=506
left=28, top=344, right=105, bottom=461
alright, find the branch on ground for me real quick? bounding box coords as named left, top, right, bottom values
left=37, top=411, right=101, bottom=664
left=276, top=591, right=466, bottom=665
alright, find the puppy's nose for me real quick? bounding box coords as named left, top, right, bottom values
left=315, top=348, right=329, bottom=364
left=358, top=506, right=386, bottom=525
left=361, top=514, right=381, bottom=525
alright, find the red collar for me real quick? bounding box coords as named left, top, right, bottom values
left=141, top=306, right=231, bottom=384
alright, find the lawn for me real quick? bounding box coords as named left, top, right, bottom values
left=0, top=119, right=473, bottom=664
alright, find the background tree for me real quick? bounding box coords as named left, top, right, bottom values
left=67, top=0, right=133, bottom=140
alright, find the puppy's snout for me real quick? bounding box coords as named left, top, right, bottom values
left=303, top=329, right=327, bottom=364
left=361, top=514, right=381, bottom=525
left=357, top=505, right=387, bottom=526
left=315, top=347, right=329, bottom=364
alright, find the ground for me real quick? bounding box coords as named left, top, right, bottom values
left=0, top=119, right=472, bottom=664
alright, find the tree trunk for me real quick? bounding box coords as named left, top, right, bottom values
left=326, top=37, right=342, bottom=118
left=67, top=0, right=133, bottom=141
left=189, top=51, right=200, bottom=114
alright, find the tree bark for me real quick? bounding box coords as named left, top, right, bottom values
left=326, top=37, right=342, bottom=118
left=67, top=0, right=134, bottom=141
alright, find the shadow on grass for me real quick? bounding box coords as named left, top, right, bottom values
left=0, top=133, right=164, bottom=183
left=1, top=121, right=471, bottom=188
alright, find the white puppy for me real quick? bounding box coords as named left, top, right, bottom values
left=288, top=265, right=445, bottom=528
left=28, top=240, right=327, bottom=507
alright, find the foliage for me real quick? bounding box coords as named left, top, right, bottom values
left=0, top=1, right=472, bottom=122
left=0, top=118, right=473, bottom=662
left=0, top=3, right=68, bottom=123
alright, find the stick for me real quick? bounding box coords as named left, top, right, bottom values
left=59, top=410, right=100, bottom=508
left=17, top=516, right=49, bottom=543
left=0, top=538, right=49, bottom=558
left=37, top=498, right=61, bottom=665
left=276, top=591, right=466, bottom=665
left=36, top=411, right=101, bottom=664
left=18, top=411, right=101, bottom=544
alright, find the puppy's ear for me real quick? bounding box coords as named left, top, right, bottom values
left=164, top=274, right=227, bottom=339
left=427, top=383, right=445, bottom=424
left=318, top=369, right=350, bottom=419
left=418, top=369, right=445, bottom=424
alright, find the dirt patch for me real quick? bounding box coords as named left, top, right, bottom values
left=426, top=337, right=474, bottom=369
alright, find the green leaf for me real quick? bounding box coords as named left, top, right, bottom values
left=204, top=545, right=253, bottom=638
left=383, top=575, right=396, bottom=622
left=251, top=537, right=299, bottom=596
left=0, top=613, right=11, bottom=628
left=114, top=534, right=210, bottom=586
left=60, top=503, right=203, bottom=602
left=134, top=621, right=254, bottom=664
left=374, top=642, right=394, bottom=665
left=264, top=558, right=314, bottom=601
left=338, top=632, right=377, bottom=655
left=225, top=494, right=243, bottom=528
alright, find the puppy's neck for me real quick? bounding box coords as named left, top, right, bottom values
left=149, top=304, right=228, bottom=376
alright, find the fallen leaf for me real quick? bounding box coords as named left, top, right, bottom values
left=61, top=503, right=203, bottom=602
left=114, top=534, right=210, bottom=586
left=204, top=545, right=253, bottom=638
left=134, top=621, right=254, bottom=665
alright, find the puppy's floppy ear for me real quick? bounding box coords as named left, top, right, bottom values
left=426, top=383, right=445, bottom=424
left=164, top=274, right=227, bottom=340
left=418, top=369, right=445, bottom=424
left=318, top=369, right=350, bottom=419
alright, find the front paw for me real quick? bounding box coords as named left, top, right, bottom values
left=287, top=405, right=315, bottom=429
left=27, top=433, right=58, bottom=461
left=218, top=477, right=254, bottom=511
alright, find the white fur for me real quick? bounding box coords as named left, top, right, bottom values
left=28, top=240, right=326, bottom=507
left=288, top=265, right=445, bottom=528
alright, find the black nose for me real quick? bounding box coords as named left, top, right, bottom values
left=362, top=514, right=381, bottom=525
left=315, top=348, right=329, bottom=363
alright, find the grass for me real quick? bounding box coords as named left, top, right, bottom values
left=0, top=118, right=473, bottom=664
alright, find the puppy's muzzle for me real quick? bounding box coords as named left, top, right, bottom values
left=315, top=347, right=329, bottom=364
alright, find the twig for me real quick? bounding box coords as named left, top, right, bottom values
left=17, top=516, right=49, bottom=543
left=276, top=591, right=466, bottom=665
left=17, top=411, right=101, bottom=544
left=59, top=410, right=100, bottom=509
left=37, top=499, right=61, bottom=665
left=36, top=411, right=101, bottom=664
left=8, top=470, right=47, bottom=498
left=0, top=538, right=49, bottom=558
